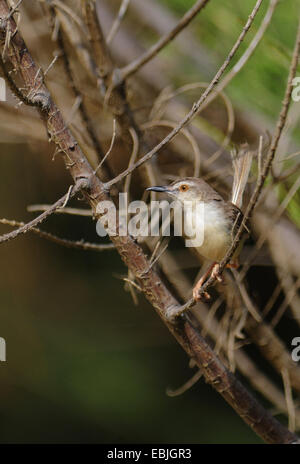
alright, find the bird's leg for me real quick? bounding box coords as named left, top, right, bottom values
left=226, top=259, right=239, bottom=269
left=193, top=262, right=223, bottom=301
left=166, top=263, right=224, bottom=322
left=193, top=262, right=214, bottom=301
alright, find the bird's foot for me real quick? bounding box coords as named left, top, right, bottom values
left=192, top=276, right=211, bottom=301
left=226, top=259, right=239, bottom=269
left=193, top=263, right=224, bottom=301
left=211, top=263, right=223, bottom=282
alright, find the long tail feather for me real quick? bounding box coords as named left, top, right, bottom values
left=231, top=144, right=253, bottom=208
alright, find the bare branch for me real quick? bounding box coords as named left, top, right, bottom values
left=142, top=119, right=201, bottom=177
left=0, top=218, right=114, bottom=251
left=239, top=174, right=300, bottom=281
left=149, top=82, right=235, bottom=169
left=94, top=118, right=117, bottom=174
left=0, top=181, right=84, bottom=245
left=124, top=127, right=139, bottom=197
left=48, top=0, right=86, bottom=33
left=106, top=0, right=130, bottom=45
left=282, top=368, right=296, bottom=433
left=27, top=205, right=92, bottom=216
left=119, top=0, right=210, bottom=81
left=184, top=318, right=297, bottom=444
left=166, top=369, right=202, bottom=397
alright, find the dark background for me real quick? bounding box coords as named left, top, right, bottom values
left=0, top=143, right=261, bottom=443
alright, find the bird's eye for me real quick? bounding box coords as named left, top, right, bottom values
left=179, top=184, right=189, bottom=192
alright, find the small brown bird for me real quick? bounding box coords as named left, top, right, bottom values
left=147, top=148, right=252, bottom=301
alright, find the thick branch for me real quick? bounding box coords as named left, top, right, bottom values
left=184, top=319, right=298, bottom=444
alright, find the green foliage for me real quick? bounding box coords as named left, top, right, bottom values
left=162, top=0, right=299, bottom=119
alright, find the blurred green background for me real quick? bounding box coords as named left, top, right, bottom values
left=0, top=0, right=299, bottom=444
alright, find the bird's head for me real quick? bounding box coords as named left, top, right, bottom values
left=146, top=177, right=221, bottom=203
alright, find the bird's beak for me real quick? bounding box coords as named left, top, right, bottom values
left=146, top=185, right=170, bottom=193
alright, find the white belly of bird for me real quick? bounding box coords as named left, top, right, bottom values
left=183, top=202, right=230, bottom=262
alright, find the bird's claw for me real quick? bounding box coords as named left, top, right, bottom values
left=211, top=263, right=223, bottom=283
left=193, top=286, right=211, bottom=301
left=192, top=278, right=211, bottom=301
left=192, top=263, right=223, bottom=301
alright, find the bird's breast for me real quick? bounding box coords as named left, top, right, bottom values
left=184, top=202, right=231, bottom=262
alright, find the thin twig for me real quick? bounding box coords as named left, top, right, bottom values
left=94, top=119, right=117, bottom=174
left=48, top=0, right=86, bottom=33
left=166, top=369, right=202, bottom=397
left=27, top=205, right=93, bottom=216
left=0, top=218, right=114, bottom=251
left=150, top=82, right=235, bottom=169
left=119, top=0, right=210, bottom=81
left=142, top=119, right=201, bottom=177
left=7, top=0, right=23, bottom=19
left=0, top=182, right=84, bottom=245
left=282, top=368, right=296, bottom=433
left=271, top=275, right=300, bottom=328
left=124, top=127, right=139, bottom=197
left=239, top=174, right=300, bottom=282
left=107, top=0, right=130, bottom=44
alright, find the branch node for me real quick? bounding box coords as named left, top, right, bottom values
left=30, top=90, right=51, bottom=112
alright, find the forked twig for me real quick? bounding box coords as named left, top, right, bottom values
left=0, top=181, right=85, bottom=245
left=0, top=218, right=114, bottom=251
